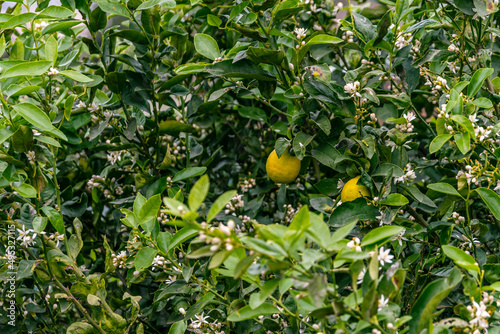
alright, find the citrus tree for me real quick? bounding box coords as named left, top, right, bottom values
left=2, top=0, right=500, bottom=333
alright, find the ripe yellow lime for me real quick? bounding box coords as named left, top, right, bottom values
left=340, top=176, right=371, bottom=202
left=266, top=149, right=301, bottom=184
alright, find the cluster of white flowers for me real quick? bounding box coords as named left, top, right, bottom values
left=475, top=126, right=492, bottom=142
left=367, top=113, right=378, bottom=125
left=342, top=30, right=354, bottom=43
left=395, top=32, right=412, bottom=49
left=294, top=27, right=307, bottom=39
left=213, top=56, right=223, bottom=64
left=239, top=178, right=256, bottom=193
left=47, top=67, right=59, bottom=76
left=107, top=150, right=127, bottom=165
left=112, top=251, right=127, bottom=268
left=467, top=293, right=495, bottom=332
left=151, top=255, right=168, bottom=270
left=461, top=234, right=480, bottom=250
left=186, top=312, right=224, bottom=333
left=17, top=225, right=42, bottom=247
left=224, top=194, right=244, bottom=215
left=395, top=111, right=416, bottom=133
left=172, top=142, right=187, bottom=158
left=451, top=212, right=466, bottom=224
left=34, top=20, right=49, bottom=31
left=344, top=81, right=361, bottom=97
left=346, top=237, right=362, bottom=252
left=26, top=151, right=36, bottom=165
left=199, top=220, right=235, bottom=252
left=158, top=211, right=170, bottom=225
left=282, top=204, right=302, bottom=223
left=49, top=232, right=65, bottom=247
left=412, top=40, right=421, bottom=54
left=437, top=104, right=450, bottom=119
left=394, top=163, right=416, bottom=184
left=457, top=163, right=481, bottom=186
left=87, top=174, right=105, bottom=190
left=448, top=43, right=459, bottom=52
left=423, top=73, right=449, bottom=98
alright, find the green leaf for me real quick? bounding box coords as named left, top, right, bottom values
left=138, top=194, right=161, bottom=225
left=450, top=115, right=475, bottom=139
left=454, top=132, right=470, bottom=155
left=207, top=14, right=222, bottom=27
left=134, top=247, right=158, bottom=271
left=45, top=35, right=58, bottom=67
left=36, top=6, right=75, bottom=18
left=194, top=33, right=221, bottom=60
left=284, top=206, right=310, bottom=251
left=472, top=97, right=493, bottom=109
left=33, top=217, right=48, bottom=233
left=12, top=103, right=54, bottom=132
left=188, top=174, right=209, bottom=212
left=168, top=227, right=199, bottom=251
left=361, top=225, right=405, bottom=247
left=0, top=128, right=14, bottom=145
left=94, top=0, right=131, bottom=18
left=304, top=34, right=343, bottom=47
left=442, top=245, right=477, bottom=270
left=238, top=106, right=267, bottom=122
left=15, top=183, right=37, bottom=198
left=67, top=322, right=95, bottom=334
left=41, top=206, right=64, bottom=234
left=207, top=190, right=237, bottom=222
left=136, top=0, right=175, bottom=10
left=468, top=68, right=494, bottom=97
left=249, top=279, right=280, bottom=309
left=206, top=60, right=276, bottom=82
left=246, top=47, right=285, bottom=66
left=476, top=187, right=500, bottom=220
left=2, top=13, right=36, bottom=30
left=36, top=135, right=61, bottom=147
left=158, top=120, right=197, bottom=136
left=42, top=20, right=82, bottom=35
left=409, top=267, right=462, bottom=334
left=379, top=193, right=409, bottom=206
left=172, top=167, right=207, bottom=182
left=168, top=320, right=187, bottom=334
left=429, top=134, right=452, bottom=153
left=59, top=70, right=93, bottom=82
left=427, top=183, right=462, bottom=197
left=329, top=198, right=380, bottom=226
left=3, top=61, right=52, bottom=79
left=227, top=303, right=280, bottom=322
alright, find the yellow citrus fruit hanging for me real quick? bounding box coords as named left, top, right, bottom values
left=340, top=176, right=371, bottom=202
left=266, top=149, right=301, bottom=184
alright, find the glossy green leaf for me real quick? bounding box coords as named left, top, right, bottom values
left=194, top=33, right=221, bottom=60
left=59, top=70, right=93, bottom=82
left=134, top=247, right=158, bottom=271
left=476, top=187, right=500, bottom=220
left=468, top=68, right=493, bottom=97
left=207, top=190, right=237, bottom=222
left=227, top=303, right=280, bottom=322
left=409, top=267, right=462, bottom=334
left=188, top=174, right=209, bottom=212
left=429, top=134, right=452, bottom=153
left=427, top=183, right=462, bottom=197
left=3, top=61, right=52, bottom=79
left=361, top=225, right=405, bottom=246
left=12, top=103, right=54, bottom=131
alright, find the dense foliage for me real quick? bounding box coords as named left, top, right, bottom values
left=4, top=0, right=500, bottom=333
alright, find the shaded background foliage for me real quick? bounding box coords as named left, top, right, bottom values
left=2, top=0, right=500, bottom=333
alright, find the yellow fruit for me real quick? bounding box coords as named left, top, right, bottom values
left=340, top=176, right=371, bottom=202
left=266, top=149, right=301, bottom=184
